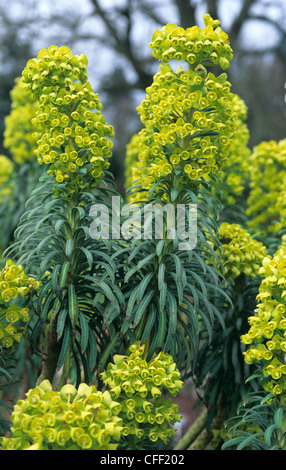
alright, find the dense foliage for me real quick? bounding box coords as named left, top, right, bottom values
left=0, top=14, right=285, bottom=451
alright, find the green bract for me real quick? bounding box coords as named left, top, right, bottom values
left=22, top=45, right=114, bottom=198
left=242, top=240, right=286, bottom=399
left=149, top=14, right=233, bottom=70
left=0, top=380, right=123, bottom=450
left=0, top=155, right=15, bottom=204
left=1, top=343, right=183, bottom=450
left=100, top=343, right=183, bottom=448
left=0, top=260, right=40, bottom=350
left=218, top=223, right=267, bottom=279
left=246, top=139, right=286, bottom=236
left=4, top=77, right=38, bottom=165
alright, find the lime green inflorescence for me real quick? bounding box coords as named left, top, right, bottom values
left=0, top=260, right=41, bottom=349
left=216, top=95, right=251, bottom=206
left=246, top=139, right=286, bottom=235
left=0, top=155, right=15, bottom=203
left=4, top=77, right=38, bottom=164
left=218, top=223, right=267, bottom=280
left=126, top=15, right=242, bottom=203
left=21, top=45, right=114, bottom=198
left=241, top=239, right=286, bottom=399
left=100, top=343, right=183, bottom=445
left=149, top=14, right=233, bottom=70
left=0, top=344, right=183, bottom=450
left=0, top=380, right=123, bottom=450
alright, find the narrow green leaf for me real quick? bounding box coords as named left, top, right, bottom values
left=51, top=264, right=61, bottom=296
left=87, top=328, right=98, bottom=369
left=79, top=247, right=93, bottom=268
left=59, top=261, right=71, bottom=290
left=57, top=307, right=68, bottom=340
left=126, top=286, right=140, bottom=319
left=137, top=253, right=156, bottom=271
left=165, top=291, right=177, bottom=349
left=78, top=310, right=89, bottom=352
left=137, top=273, right=154, bottom=302
left=133, top=289, right=155, bottom=328
left=264, top=424, right=277, bottom=447
left=274, top=408, right=285, bottom=432
left=171, top=187, right=179, bottom=201
left=156, top=240, right=165, bottom=257
left=65, top=239, right=74, bottom=259
left=57, top=319, right=71, bottom=369
left=157, top=305, right=167, bottom=347
left=159, top=282, right=167, bottom=310
left=98, top=331, right=120, bottom=371
left=158, top=263, right=165, bottom=290
left=140, top=304, right=157, bottom=344
left=39, top=250, right=62, bottom=275
left=68, top=284, right=79, bottom=328
left=124, top=266, right=138, bottom=283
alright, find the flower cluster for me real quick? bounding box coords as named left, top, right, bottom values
left=0, top=155, right=15, bottom=203
left=149, top=14, right=233, bottom=70
left=0, top=260, right=41, bottom=303
left=215, top=95, right=251, bottom=206
left=241, top=243, right=286, bottom=398
left=0, top=305, right=29, bottom=349
left=4, top=77, right=38, bottom=164
left=100, top=343, right=183, bottom=445
left=126, top=17, right=241, bottom=202
left=0, top=260, right=40, bottom=349
left=218, top=223, right=267, bottom=279
left=21, top=45, right=114, bottom=198
left=134, top=65, right=237, bottom=192
left=0, top=380, right=123, bottom=450
left=246, top=139, right=286, bottom=235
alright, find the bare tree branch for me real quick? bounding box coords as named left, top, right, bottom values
left=205, top=0, right=219, bottom=21
left=230, top=0, right=257, bottom=44
left=174, top=0, right=196, bottom=28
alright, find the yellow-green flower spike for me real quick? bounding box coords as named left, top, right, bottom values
left=241, top=243, right=286, bottom=401
left=215, top=95, right=251, bottom=206
left=218, top=223, right=267, bottom=280
left=0, top=260, right=41, bottom=350
left=21, top=45, right=114, bottom=198
left=125, top=17, right=243, bottom=202
left=100, top=342, right=183, bottom=446
left=246, top=139, right=286, bottom=235
left=0, top=155, right=15, bottom=204
left=4, top=77, right=38, bottom=164
left=149, top=14, right=233, bottom=70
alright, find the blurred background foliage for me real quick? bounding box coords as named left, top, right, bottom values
left=0, top=0, right=286, bottom=195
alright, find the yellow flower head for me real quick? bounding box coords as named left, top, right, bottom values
left=21, top=45, right=114, bottom=198
left=126, top=17, right=242, bottom=202
left=0, top=155, right=15, bottom=203
left=246, top=139, right=286, bottom=235
left=149, top=14, right=233, bottom=69
left=4, top=77, right=38, bottom=164
left=0, top=380, right=123, bottom=450
left=241, top=244, right=286, bottom=399
left=218, top=222, right=267, bottom=279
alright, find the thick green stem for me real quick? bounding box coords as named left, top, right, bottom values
left=36, top=318, right=61, bottom=385
left=188, top=428, right=213, bottom=450
left=174, top=407, right=208, bottom=450
left=187, top=407, right=226, bottom=450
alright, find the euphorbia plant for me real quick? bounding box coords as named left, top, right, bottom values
left=0, top=343, right=183, bottom=450
left=0, top=13, right=262, bottom=451
left=222, top=237, right=286, bottom=450
left=8, top=44, right=123, bottom=386
left=122, top=13, right=245, bottom=370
